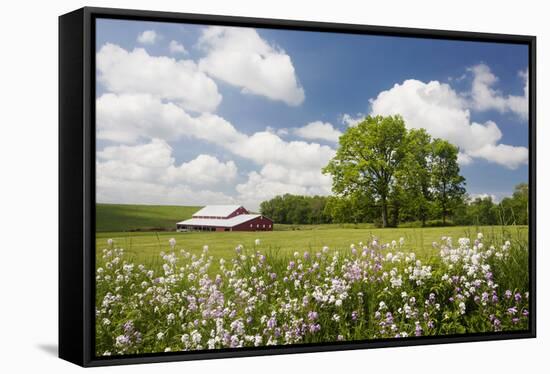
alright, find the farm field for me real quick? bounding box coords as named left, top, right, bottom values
left=94, top=204, right=530, bottom=355
left=96, top=204, right=200, bottom=232
left=96, top=224, right=528, bottom=268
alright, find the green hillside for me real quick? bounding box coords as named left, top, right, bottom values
left=96, top=204, right=200, bottom=232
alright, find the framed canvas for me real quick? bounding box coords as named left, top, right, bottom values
left=59, top=6, right=536, bottom=367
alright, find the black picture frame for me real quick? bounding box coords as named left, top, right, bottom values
left=59, top=6, right=536, bottom=367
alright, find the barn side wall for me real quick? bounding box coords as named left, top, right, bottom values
left=232, top=216, right=274, bottom=231
left=227, top=206, right=249, bottom=218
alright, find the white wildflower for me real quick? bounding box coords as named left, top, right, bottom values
left=459, top=302, right=466, bottom=315
left=167, top=313, right=175, bottom=323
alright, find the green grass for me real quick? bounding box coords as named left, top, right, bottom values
left=96, top=204, right=200, bottom=232
left=274, top=223, right=376, bottom=231
left=96, top=225, right=528, bottom=269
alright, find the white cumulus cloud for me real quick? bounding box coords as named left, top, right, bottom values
left=341, top=113, right=366, bottom=127
left=370, top=79, right=528, bottom=169
left=293, top=121, right=342, bottom=143
left=137, top=30, right=158, bottom=44
left=97, top=177, right=236, bottom=206
left=457, top=152, right=473, bottom=166
left=96, top=93, right=335, bottom=209
left=236, top=164, right=332, bottom=211
left=98, top=138, right=237, bottom=186
left=97, top=43, right=222, bottom=113
left=227, top=131, right=335, bottom=171
left=169, top=40, right=188, bottom=54
left=97, top=93, right=245, bottom=145
left=97, top=93, right=335, bottom=170
left=97, top=93, right=190, bottom=144
left=198, top=26, right=305, bottom=106
left=165, top=154, right=237, bottom=186
left=468, top=63, right=528, bottom=119
left=97, top=139, right=238, bottom=205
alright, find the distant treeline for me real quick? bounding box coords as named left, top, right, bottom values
left=455, top=183, right=528, bottom=226
left=260, top=195, right=332, bottom=225
left=259, top=183, right=528, bottom=227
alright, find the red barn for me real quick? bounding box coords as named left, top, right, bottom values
left=176, top=205, right=274, bottom=232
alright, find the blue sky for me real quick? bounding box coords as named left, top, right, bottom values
left=95, top=18, right=529, bottom=209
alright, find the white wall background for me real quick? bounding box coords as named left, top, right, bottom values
left=0, top=0, right=546, bottom=372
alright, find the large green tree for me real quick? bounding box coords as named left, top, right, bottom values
left=430, top=139, right=466, bottom=224
left=398, top=128, right=433, bottom=226
left=323, top=115, right=408, bottom=227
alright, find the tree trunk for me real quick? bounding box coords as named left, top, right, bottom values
left=381, top=198, right=388, bottom=228
left=442, top=184, right=447, bottom=225
left=392, top=203, right=399, bottom=227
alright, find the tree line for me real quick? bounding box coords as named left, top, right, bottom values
left=259, top=115, right=528, bottom=227
left=259, top=195, right=332, bottom=225
left=259, top=184, right=528, bottom=227
left=454, top=184, right=528, bottom=226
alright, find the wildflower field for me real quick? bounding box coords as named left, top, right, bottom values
left=95, top=226, right=530, bottom=356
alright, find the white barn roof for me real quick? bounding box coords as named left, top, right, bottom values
left=177, top=214, right=262, bottom=228
left=192, top=205, right=243, bottom=218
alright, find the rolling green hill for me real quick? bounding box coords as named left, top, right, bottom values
left=96, top=204, right=200, bottom=232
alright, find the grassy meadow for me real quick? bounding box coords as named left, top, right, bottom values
left=96, top=204, right=527, bottom=271
left=95, top=204, right=530, bottom=355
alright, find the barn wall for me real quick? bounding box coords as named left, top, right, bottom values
left=232, top=216, right=274, bottom=231
left=227, top=206, right=249, bottom=218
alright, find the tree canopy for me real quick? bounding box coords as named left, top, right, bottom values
left=322, top=115, right=408, bottom=227
left=322, top=115, right=466, bottom=227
